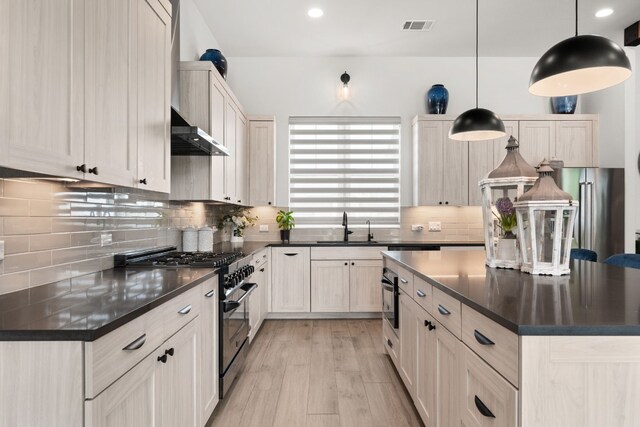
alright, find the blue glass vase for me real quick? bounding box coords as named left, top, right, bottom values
left=199, top=49, right=228, bottom=80
left=426, top=84, right=449, bottom=114
left=551, top=95, right=577, bottom=114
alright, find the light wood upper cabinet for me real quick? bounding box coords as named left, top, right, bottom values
left=234, top=105, right=248, bottom=204
left=0, top=0, right=85, bottom=178
left=200, top=280, right=219, bottom=423
left=349, top=259, right=383, bottom=312
left=224, top=99, right=238, bottom=201
left=271, top=247, right=311, bottom=312
left=311, top=260, right=350, bottom=312
left=519, top=120, right=555, bottom=167
left=442, top=122, right=469, bottom=206
left=248, top=117, right=276, bottom=206
left=554, top=120, right=594, bottom=167
left=135, top=0, right=171, bottom=193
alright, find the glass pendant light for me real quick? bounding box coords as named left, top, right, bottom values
left=529, top=0, right=632, bottom=97
left=450, top=0, right=506, bottom=142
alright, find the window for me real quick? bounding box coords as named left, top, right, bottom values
left=289, top=116, right=401, bottom=228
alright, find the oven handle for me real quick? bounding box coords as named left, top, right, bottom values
left=381, top=282, right=395, bottom=292
left=222, top=283, right=258, bottom=313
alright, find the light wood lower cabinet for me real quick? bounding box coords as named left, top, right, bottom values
left=311, top=260, right=350, bottom=312
left=200, top=280, right=219, bottom=423
left=399, top=291, right=418, bottom=398
left=349, top=259, right=383, bottom=312
left=415, top=309, right=436, bottom=426
left=271, top=247, right=311, bottom=312
left=435, top=320, right=461, bottom=427
left=249, top=258, right=269, bottom=342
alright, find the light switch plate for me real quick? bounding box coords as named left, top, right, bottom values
left=411, top=224, right=424, bottom=232
left=428, top=221, right=442, bottom=232
left=0, top=241, right=4, bottom=260
left=259, top=225, right=269, bottom=232
left=100, top=233, right=113, bottom=247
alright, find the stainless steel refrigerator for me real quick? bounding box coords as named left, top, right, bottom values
left=553, top=168, right=625, bottom=261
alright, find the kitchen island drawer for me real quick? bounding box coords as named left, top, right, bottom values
left=432, top=287, right=462, bottom=339
left=84, top=305, right=164, bottom=398
left=162, top=285, right=202, bottom=339
left=461, top=345, right=518, bottom=427
left=462, top=305, right=519, bottom=387
left=413, top=276, right=433, bottom=312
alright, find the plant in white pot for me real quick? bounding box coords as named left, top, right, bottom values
left=218, top=209, right=257, bottom=243
left=494, top=197, right=519, bottom=263
left=276, top=210, right=295, bottom=243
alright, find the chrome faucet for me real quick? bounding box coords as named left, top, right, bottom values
left=366, top=220, right=374, bottom=242
left=342, top=211, right=353, bottom=242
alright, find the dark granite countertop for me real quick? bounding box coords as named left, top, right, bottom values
left=383, top=250, right=640, bottom=336
left=219, top=240, right=483, bottom=250
left=0, top=268, right=218, bottom=341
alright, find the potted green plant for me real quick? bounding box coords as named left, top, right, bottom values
left=275, top=210, right=295, bottom=243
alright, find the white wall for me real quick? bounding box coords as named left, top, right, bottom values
left=226, top=56, right=550, bottom=206
left=179, top=0, right=222, bottom=61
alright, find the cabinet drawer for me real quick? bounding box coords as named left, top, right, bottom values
left=311, top=246, right=384, bottom=260
left=252, top=248, right=269, bottom=268
left=432, top=287, right=462, bottom=339
left=162, top=285, right=202, bottom=339
left=85, top=305, right=165, bottom=398
left=396, top=265, right=414, bottom=296
left=413, top=276, right=433, bottom=312
left=461, top=305, right=519, bottom=387
left=382, top=319, right=399, bottom=369
left=461, top=346, right=517, bottom=427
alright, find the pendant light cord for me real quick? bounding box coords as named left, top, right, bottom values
left=475, top=0, right=479, bottom=108
left=575, top=0, right=578, bottom=36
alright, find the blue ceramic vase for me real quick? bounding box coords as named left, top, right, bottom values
left=426, top=84, right=449, bottom=114
left=199, top=49, right=228, bottom=79
left=551, top=95, right=577, bottom=114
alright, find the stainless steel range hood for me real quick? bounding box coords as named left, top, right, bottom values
left=171, top=108, right=229, bottom=156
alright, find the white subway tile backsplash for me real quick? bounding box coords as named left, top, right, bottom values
left=0, top=272, right=30, bottom=295
left=30, top=234, right=72, bottom=252
left=0, top=199, right=30, bottom=216
left=3, top=180, right=53, bottom=200
left=4, top=217, right=52, bottom=235
left=3, top=251, right=52, bottom=274
left=3, top=236, right=30, bottom=255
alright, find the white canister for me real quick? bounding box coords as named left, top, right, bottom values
left=182, top=226, right=198, bottom=252
left=198, top=226, right=214, bottom=252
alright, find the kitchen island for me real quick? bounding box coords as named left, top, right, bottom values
left=382, top=249, right=640, bottom=427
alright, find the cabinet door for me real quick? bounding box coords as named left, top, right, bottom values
left=399, top=291, right=418, bottom=398
left=260, top=261, right=270, bottom=321
left=235, top=112, right=247, bottom=204
left=224, top=99, right=238, bottom=201
left=414, top=121, right=444, bottom=205
left=248, top=119, right=276, bottom=206
left=442, top=121, right=469, bottom=206
left=349, top=259, right=383, bottom=312
left=1, top=0, right=85, bottom=177
left=435, top=322, right=461, bottom=427
left=311, top=260, right=350, bottom=312
left=519, top=121, right=554, bottom=167
left=271, top=247, right=311, bottom=312
left=200, top=280, right=219, bottom=423
left=554, top=120, right=593, bottom=167
left=416, top=310, right=436, bottom=426
left=87, top=350, right=160, bottom=427
left=159, top=318, right=200, bottom=427
left=136, top=0, right=171, bottom=193
left=84, top=0, right=137, bottom=187
left=208, top=76, right=227, bottom=201
left=248, top=268, right=263, bottom=341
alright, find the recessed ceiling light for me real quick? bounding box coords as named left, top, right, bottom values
left=595, top=8, right=613, bottom=18
left=308, top=8, right=323, bottom=18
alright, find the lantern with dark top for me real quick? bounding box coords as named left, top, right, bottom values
left=479, top=136, right=538, bottom=269
left=514, top=159, right=578, bottom=275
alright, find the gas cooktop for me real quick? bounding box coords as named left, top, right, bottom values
left=114, top=246, right=244, bottom=268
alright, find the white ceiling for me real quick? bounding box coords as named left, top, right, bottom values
left=193, top=0, right=640, bottom=57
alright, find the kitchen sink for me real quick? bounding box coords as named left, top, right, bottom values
left=315, top=240, right=379, bottom=245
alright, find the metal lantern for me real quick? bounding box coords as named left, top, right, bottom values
left=514, top=159, right=578, bottom=276
left=479, top=136, right=538, bottom=269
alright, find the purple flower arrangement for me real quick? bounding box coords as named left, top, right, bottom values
left=495, top=197, right=517, bottom=238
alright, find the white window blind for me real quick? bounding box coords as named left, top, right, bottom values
left=289, top=116, right=401, bottom=228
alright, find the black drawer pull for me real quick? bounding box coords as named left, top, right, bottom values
left=260, top=268, right=265, bottom=272
left=205, top=290, right=215, bottom=298
left=474, top=395, right=496, bottom=418
left=122, top=334, right=146, bottom=351
left=428, top=322, right=435, bottom=331
left=416, top=290, right=426, bottom=298
left=165, top=347, right=175, bottom=357
left=284, top=253, right=298, bottom=257
left=158, top=354, right=168, bottom=364
left=387, top=338, right=393, bottom=348
left=178, top=304, right=192, bottom=315
left=474, top=330, right=495, bottom=346
left=437, top=304, right=451, bottom=316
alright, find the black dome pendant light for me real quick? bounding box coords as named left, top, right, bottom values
left=529, top=0, right=632, bottom=97
left=450, top=0, right=505, bottom=142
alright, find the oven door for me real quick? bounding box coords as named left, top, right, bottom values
left=221, top=282, right=257, bottom=374
left=381, top=269, right=398, bottom=329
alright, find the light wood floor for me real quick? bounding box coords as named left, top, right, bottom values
left=207, top=319, right=423, bottom=427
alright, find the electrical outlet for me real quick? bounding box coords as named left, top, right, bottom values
left=428, top=221, right=442, bottom=232
left=259, top=225, right=269, bottom=232
left=411, top=224, right=424, bottom=232
left=100, top=233, right=113, bottom=247
left=0, top=241, right=4, bottom=260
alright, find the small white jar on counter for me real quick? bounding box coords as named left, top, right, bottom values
left=182, top=226, right=198, bottom=252
left=198, top=226, right=214, bottom=252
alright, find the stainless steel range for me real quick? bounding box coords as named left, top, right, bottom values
left=115, top=246, right=257, bottom=398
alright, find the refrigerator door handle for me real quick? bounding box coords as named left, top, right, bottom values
left=578, top=182, right=586, bottom=248
left=585, top=182, right=594, bottom=249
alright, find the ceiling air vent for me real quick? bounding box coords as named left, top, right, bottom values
left=402, top=20, right=435, bottom=31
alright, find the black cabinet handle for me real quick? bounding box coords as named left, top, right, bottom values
left=205, top=290, right=215, bottom=298
left=260, top=268, right=265, bottom=272
left=445, top=201, right=449, bottom=205
left=437, top=304, right=451, bottom=316
left=88, top=166, right=99, bottom=175
left=157, top=354, right=168, bottom=363
left=387, top=338, right=393, bottom=348
left=238, top=200, right=241, bottom=203
left=76, top=164, right=87, bottom=173
left=344, top=262, right=348, bottom=266
left=428, top=322, right=436, bottom=331
left=224, top=196, right=231, bottom=200
left=439, top=201, right=443, bottom=205
left=178, top=304, right=192, bottom=315
left=122, top=334, right=146, bottom=351
left=474, top=396, right=496, bottom=418
left=268, top=202, right=272, bottom=205
left=284, top=253, right=298, bottom=257
left=474, top=330, right=495, bottom=346
left=165, top=348, right=174, bottom=357
left=351, top=262, right=355, bottom=266
left=139, top=178, right=147, bottom=185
